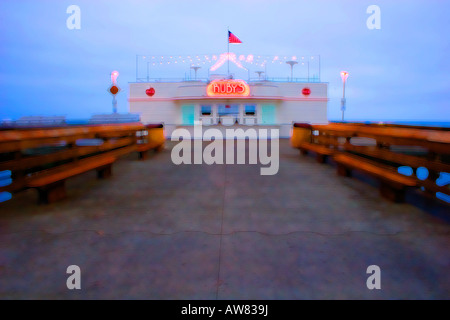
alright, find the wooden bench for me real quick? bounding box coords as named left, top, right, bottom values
left=333, top=153, right=418, bottom=202
left=0, top=123, right=145, bottom=204
left=136, top=124, right=165, bottom=160
left=304, top=123, right=450, bottom=203
left=27, top=155, right=116, bottom=204
left=298, top=142, right=334, bottom=163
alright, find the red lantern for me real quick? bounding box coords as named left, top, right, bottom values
left=146, top=87, right=155, bottom=97
left=302, top=87, right=311, bottom=96
left=109, top=85, right=119, bottom=95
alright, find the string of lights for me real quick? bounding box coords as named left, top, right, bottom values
left=137, top=53, right=319, bottom=68
left=135, top=53, right=321, bottom=82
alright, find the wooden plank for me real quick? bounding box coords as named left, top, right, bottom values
left=97, top=137, right=137, bottom=151
left=313, top=135, right=341, bottom=147
left=333, top=154, right=418, bottom=188
left=0, top=123, right=144, bottom=143
left=337, top=122, right=450, bottom=131
left=107, top=144, right=138, bottom=158
left=299, top=142, right=334, bottom=155
left=312, top=126, right=450, bottom=154
left=96, top=131, right=137, bottom=139
left=0, top=137, right=136, bottom=171
left=313, top=123, right=450, bottom=145
left=343, top=144, right=450, bottom=173
left=136, top=142, right=164, bottom=152
left=0, top=135, right=96, bottom=153
left=27, top=155, right=116, bottom=188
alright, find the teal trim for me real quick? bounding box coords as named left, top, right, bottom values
left=261, top=104, right=276, bottom=124
left=181, top=105, right=195, bottom=125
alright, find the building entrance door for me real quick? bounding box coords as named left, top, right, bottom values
left=218, top=104, right=240, bottom=126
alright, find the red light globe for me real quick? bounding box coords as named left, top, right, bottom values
left=146, top=88, right=155, bottom=97
left=302, top=87, right=311, bottom=96
left=109, top=85, right=119, bottom=95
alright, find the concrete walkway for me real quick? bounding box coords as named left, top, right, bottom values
left=0, top=140, right=448, bottom=299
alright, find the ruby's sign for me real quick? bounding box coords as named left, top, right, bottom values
left=302, top=87, right=311, bottom=96
left=207, top=80, right=250, bottom=97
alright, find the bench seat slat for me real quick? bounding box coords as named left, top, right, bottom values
left=298, top=142, right=334, bottom=155
left=333, top=154, right=417, bottom=187
left=27, top=155, right=115, bottom=188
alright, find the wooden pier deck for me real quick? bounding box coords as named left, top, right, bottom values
left=0, top=139, right=448, bottom=299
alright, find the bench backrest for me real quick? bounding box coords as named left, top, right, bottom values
left=292, top=122, right=450, bottom=201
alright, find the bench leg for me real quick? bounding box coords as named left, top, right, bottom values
left=155, top=144, right=165, bottom=153
left=37, top=181, right=66, bottom=204
left=138, top=150, right=149, bottom=160
left=316, top=154, right=327, bottom=164
left=337, top=163, right=352, bottom=177
left=379, top=182, right=405, bottom=203
left=300, top=148, right=308, bottom=156
left=97, top=164, right=112, bottom=179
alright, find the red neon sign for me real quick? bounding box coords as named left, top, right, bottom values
left=207, top=80, right=250, bottom=97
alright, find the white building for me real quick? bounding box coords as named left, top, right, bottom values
left=129, top=76, right=328, bottom=138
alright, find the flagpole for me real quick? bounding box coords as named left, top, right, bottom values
left=227, top=28, right=230, bottom=77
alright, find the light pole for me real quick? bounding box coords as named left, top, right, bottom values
left=286, top=61, right=298, bottom=82
left=110, top=71, right=119, bottom=114
left=191, top=66, right=201, bottom=80
left=255, top=71, right=264, bottom=80
left=340, top=71, right=349, bottom=122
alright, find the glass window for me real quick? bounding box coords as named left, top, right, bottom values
left=201, top=105, right=212, bottom=116
left=245, top=105, right=256, bottom=116
left=218, top=104, right=239, bottom=116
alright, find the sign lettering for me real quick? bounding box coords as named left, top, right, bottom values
left=207, top=80, right=250, bottom=97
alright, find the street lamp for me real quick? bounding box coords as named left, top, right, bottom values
left=340, top=71, right=349, bottom=122
left=191, top=66, right=201, bottom=80
left=110, top=71, right=120, bottom=114
left=255, top=71, right=264, bottom=80
left=286, top=61, right=298, bottom=82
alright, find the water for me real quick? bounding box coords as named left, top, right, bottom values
left=386, top=121, right=450, bottom=128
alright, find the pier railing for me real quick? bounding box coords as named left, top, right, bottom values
left=292, top=123, right=450, bottom=203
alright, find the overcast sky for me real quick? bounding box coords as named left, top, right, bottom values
left=0, top=0, right=449, bottom=122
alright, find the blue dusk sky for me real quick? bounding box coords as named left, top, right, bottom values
left=0, top=0, right=449, bottom=122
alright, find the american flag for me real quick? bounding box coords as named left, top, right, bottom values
left=228, top=31, right=242, bottom=44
